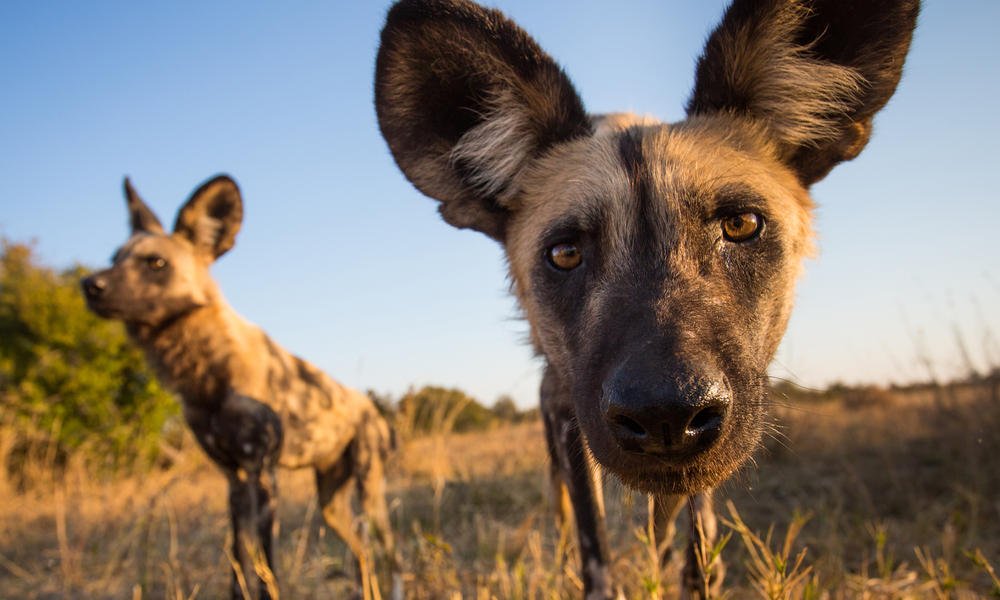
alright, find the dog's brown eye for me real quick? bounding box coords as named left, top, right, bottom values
left=721, top=213, right=763, bottom=242
left=548, top=243, right=582, bottom=271
left=146, top=256, right=167, bottom=271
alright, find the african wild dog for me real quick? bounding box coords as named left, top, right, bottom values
left=81, top=176, right=400, bottom=600
left=375, top=0, right=918, bottom=597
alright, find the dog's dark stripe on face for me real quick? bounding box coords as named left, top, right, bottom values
left=616, top=127, right=672, bottom=280
left=617, top=126, right=646, bottom=186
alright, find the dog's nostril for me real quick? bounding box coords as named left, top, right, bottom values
left=612, top=414, right=647, bottom=437
left=82, top=277, right=107, bottom=298
left=686, top=405, right=725, bottom=435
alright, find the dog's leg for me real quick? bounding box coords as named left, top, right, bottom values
left=543, top=399, right=575, bottom=565
left=257, top=468, right=278, bottom=592
left=541, top=366, right=614, bottom=600
left=316, top=450, right=373, bottom=600
left=205, top=392, right=282, bottom=600
left=227, top=470, right=277, bottom=600
left=355, top=420, right=403, bottom=600
left=227, top=474, right=255, bottom=600
left=682, top=490, right=724, bottom=599
left=359, top=479, right=401, bottom=600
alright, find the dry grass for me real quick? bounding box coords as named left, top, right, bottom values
left=1, top=380, right=998, bottom=599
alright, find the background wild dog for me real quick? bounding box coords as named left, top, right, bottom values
left=81, top=176, right=400, bottom=600
left=375, top=0, right=918, bottom=597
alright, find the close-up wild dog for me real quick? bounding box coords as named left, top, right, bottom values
left=375, top=0, right=918, bottom=597
left=80, top=176, right=400, bottom=600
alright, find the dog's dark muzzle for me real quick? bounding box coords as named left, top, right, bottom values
left=81, top=274, right=108, bottom=301
left=80, top=273, right=120, bottom=318
left=601, top=357, right=731, bottom=462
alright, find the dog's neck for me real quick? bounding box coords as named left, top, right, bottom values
left=127, top=300, right=248, bottom=407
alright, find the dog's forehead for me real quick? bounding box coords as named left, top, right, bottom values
left=638, top=117, right=810, bottom=215
left=116, top=232, right=190, bottom=261
left=513, top=114, right=809, bottom=239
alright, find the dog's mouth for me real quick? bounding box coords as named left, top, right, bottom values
left=574, top=385, right=766, bottom=496
left=82, top=296, right=124, bottom=320
left=587, top=432, right=744, bottom=495
left=600, top=452, right=742, bottom=496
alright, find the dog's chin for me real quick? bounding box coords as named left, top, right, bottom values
left=589, top=445, right=738, bottom=496
left=608, top=461, right=736, bottom=496
left=84, top=300, right=123, bottom=320
left=580, top=417, right=758, bottom=496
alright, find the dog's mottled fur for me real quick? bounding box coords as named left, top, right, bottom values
left=82, top=176, right=399, bottom=600
left=375, top=0, right=918, bottom=597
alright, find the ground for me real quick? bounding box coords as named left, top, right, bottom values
left=1, top=382, right=998, bottom=599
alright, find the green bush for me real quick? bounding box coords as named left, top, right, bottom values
left=0, top=240, right=177, bottom=475
left=397, top=385, right=497, bottom=434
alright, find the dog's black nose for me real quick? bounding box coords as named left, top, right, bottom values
left=603, top=366, right=730, bottom=459
left=81, top=275, right=107, bottom=299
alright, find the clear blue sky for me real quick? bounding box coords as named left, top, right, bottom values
left=2, top=1, right=997, bottom=407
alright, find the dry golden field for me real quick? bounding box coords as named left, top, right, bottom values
left=1, top=381, right=999, bottom=599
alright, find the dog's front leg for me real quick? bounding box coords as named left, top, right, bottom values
left=227, top=470, right=277, bottom=600
left=201, top=392, right=282, bottom=600
left=541, top=367, right=615, bottom=600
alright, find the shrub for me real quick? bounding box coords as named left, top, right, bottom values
left=397, top=385, right=496, bottom=435
left=0, top=240, right=177, bottom=479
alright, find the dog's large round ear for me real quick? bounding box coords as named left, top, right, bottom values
left=687, top=0, right=919, bottom=185
left=124, top=177, right=165, bottom=235
left=375, top=0, right=591, bottom=241
left=173, top=175, right=243, bottom=260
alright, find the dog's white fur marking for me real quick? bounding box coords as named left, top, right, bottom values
left=450, top=89, right=537, bottom=203
left=715, top=3, right=864, bottom=147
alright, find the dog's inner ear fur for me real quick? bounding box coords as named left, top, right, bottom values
left=173, top=176, right=243, bottom=260
left=124, top=178, right=165, bottom=236
left=687, top=0, right=919, bottom=185
left=375, top=0, right=591, bottom=240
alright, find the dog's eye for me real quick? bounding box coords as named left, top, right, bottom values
left=547, top=243, right=582, bottom=271
left=146, top=256, right=168, bottom=271
left=721, top=213, right=763, bottom=242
